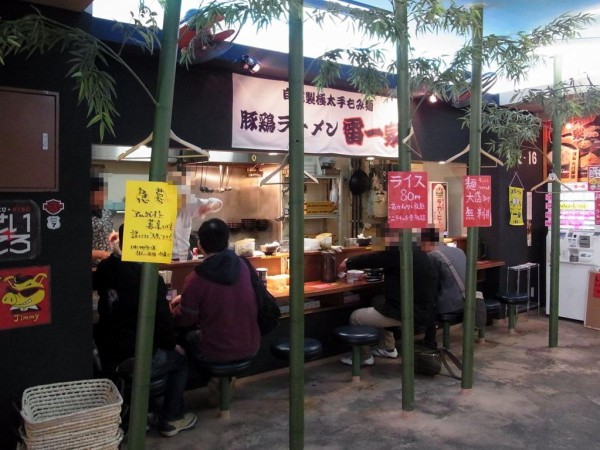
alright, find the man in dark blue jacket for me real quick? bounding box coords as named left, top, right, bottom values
left=338, top=227, right=438, bottom=365
left=94, top=225, right=196, bottom=437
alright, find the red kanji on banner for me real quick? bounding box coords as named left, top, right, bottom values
left=387, top=171, right=428, bottom=228
left=463, top=175, right=492, bottom=227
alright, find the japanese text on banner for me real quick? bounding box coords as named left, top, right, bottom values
left=509, top=186, right=524, bottom=226
left=122, top=181, right=178, bottom=263
left=387, top=171, right=428, bottom=228
left=463, top=175, right=492, bottom=227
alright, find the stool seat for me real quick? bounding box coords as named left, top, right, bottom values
left=497, top=293, right=529, bottom=304
left=477, top=298, right=503, bottom=342
left=497, top=293, right=529, bottom=333
left=437, top=310, right=463, bottom=324
left=485, top=298, right=501, bottom=309
left=484, top=298, right=501, bottom=320
left=333, top=325, right=379, bottom=382
left=201, top=358, right=253, bottom=377
left=200, top=358, right=253, bottom=418
left=436, top=310, right=463, bottom=349
left=115, top=357, right=169, bottom=429
left=116, top=357, right=169, bottom=398
left=333, top=325, right=379, bottom=346
left=271, top=338, right=323, bottom=362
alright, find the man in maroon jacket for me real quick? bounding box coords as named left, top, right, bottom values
left=171, top=218, right=260, bottom=389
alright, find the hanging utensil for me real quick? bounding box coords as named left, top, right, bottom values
left=199, top=165, right=206, bottom=192
left=224, top=166, right=232, bottom=191
left=205, top=166, right=214, bottom=193
left=349, top=159, right=370, bottom=196
left=218, top=164, right=225, bottom=192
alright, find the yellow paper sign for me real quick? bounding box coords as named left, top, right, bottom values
left=509, top=186, right=524, bottom=226
left=122, top=181, right=178, bottom=263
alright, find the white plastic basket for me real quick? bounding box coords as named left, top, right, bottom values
left=21, top=379, right=122, bottom=436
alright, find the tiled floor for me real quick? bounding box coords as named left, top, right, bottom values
left=123, top=313, right=600, bottom=449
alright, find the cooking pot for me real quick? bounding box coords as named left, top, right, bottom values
left=349, top=165, right=370, bottom=195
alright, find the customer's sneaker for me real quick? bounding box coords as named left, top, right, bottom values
left=340, top=355, right=374, bottom=366
left=372, top=347, right=398, bottom=359
left=159, top=412, right=197, bottom=437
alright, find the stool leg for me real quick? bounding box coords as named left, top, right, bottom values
left=508, top=305, right=517, bottom=334
left=351, top=345, right=361, bottom=382
left=219, top=377, right=231, bottom=418
left=443, top=322, right=451, bottom=349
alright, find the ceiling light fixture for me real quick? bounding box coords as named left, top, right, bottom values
left=240, top=54, right=261, bottom=74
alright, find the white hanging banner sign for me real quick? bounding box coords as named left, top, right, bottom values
left=232, top=73, right=399, bottom=157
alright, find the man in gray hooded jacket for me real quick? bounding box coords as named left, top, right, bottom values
left=420, top=228, right=466, bottom=315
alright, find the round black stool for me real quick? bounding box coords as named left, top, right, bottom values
left=271, top=337, right=323, bottom=362
left=200, top=358, right=253, bottom=418
left=115, top=358, right=169, bottom=428
left=333, top=325, right=379, bottom=382
left=496, top=293, right=529, bottom=334
left=478, top=298, right=502, bottom=342
left=436, top=310, right=463, bottom=349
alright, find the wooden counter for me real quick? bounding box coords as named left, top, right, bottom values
left=159, top=247, right=374, bottom=294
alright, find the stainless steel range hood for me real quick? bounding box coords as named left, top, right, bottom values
left=92, top=144, right=285, bottom=165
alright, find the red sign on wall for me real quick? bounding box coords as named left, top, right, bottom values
left=0, top=265, right=51, bottom=330
left=387, top=171, right=428, bottom=228
left=595, top=192, right=600, bottom=225
left=463, top=175, right=492, bottom=227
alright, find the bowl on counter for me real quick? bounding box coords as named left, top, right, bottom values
left=259, top=243, right=280, bottom=256
left=227, top=222, right=242, bottom=233
left=255, top=219, right=270, bottom=231
left=357, top=237, right=371, bottom=247
left=241, top=218, right=256, bottom=230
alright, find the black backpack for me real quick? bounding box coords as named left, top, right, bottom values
left=241, top=256, right=281, bottom=335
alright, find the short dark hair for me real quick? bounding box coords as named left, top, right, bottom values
left=420, top=227, right=439, bottom=243
left=90, top=176, right=105, bottom=192
left=198, top=218, right=229, bottom=253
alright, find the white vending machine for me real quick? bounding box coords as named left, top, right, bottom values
left=545, top=183, right=600, bottom=321
left=547, top=229, right=600, bottom=320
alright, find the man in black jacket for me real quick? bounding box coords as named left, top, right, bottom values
left=94, top=225, right=197, bottom=437
left=337, top=227, right=438, bottom=365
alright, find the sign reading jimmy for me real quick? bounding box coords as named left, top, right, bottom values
left=0, top=265, right=51, bottom=330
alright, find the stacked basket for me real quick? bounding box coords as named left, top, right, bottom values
left=19, top=379, right=123, bottom=450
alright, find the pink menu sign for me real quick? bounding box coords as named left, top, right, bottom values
left=387, top=171, right=428, bottom=228
left=463, top=175, right=492, bottom=227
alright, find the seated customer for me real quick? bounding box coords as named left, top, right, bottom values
left=94, top=224, right=196, bottom=438
left=170, top=219, right=260, bottom=386
left=420, top=227, right=466, bottom=316
left=337, top=227, right=438, bottom=365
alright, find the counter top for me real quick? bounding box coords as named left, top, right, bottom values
left=269, top=278, right=383, bottom=300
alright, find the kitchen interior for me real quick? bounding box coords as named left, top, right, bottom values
left=92, top=144, right=468, bottom=254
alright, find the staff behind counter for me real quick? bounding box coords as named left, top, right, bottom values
left=169, top=170, right=223, bottom=261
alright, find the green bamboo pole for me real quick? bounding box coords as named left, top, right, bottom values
left=549, top=54, right=563, bottom=348
left=288, top=1, right=305, bottom=448
left=461, top=4, right=483, bottom=391
left=127, top=1, right=181, bottom=448
left=394, top=0, right=414, bottom=412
